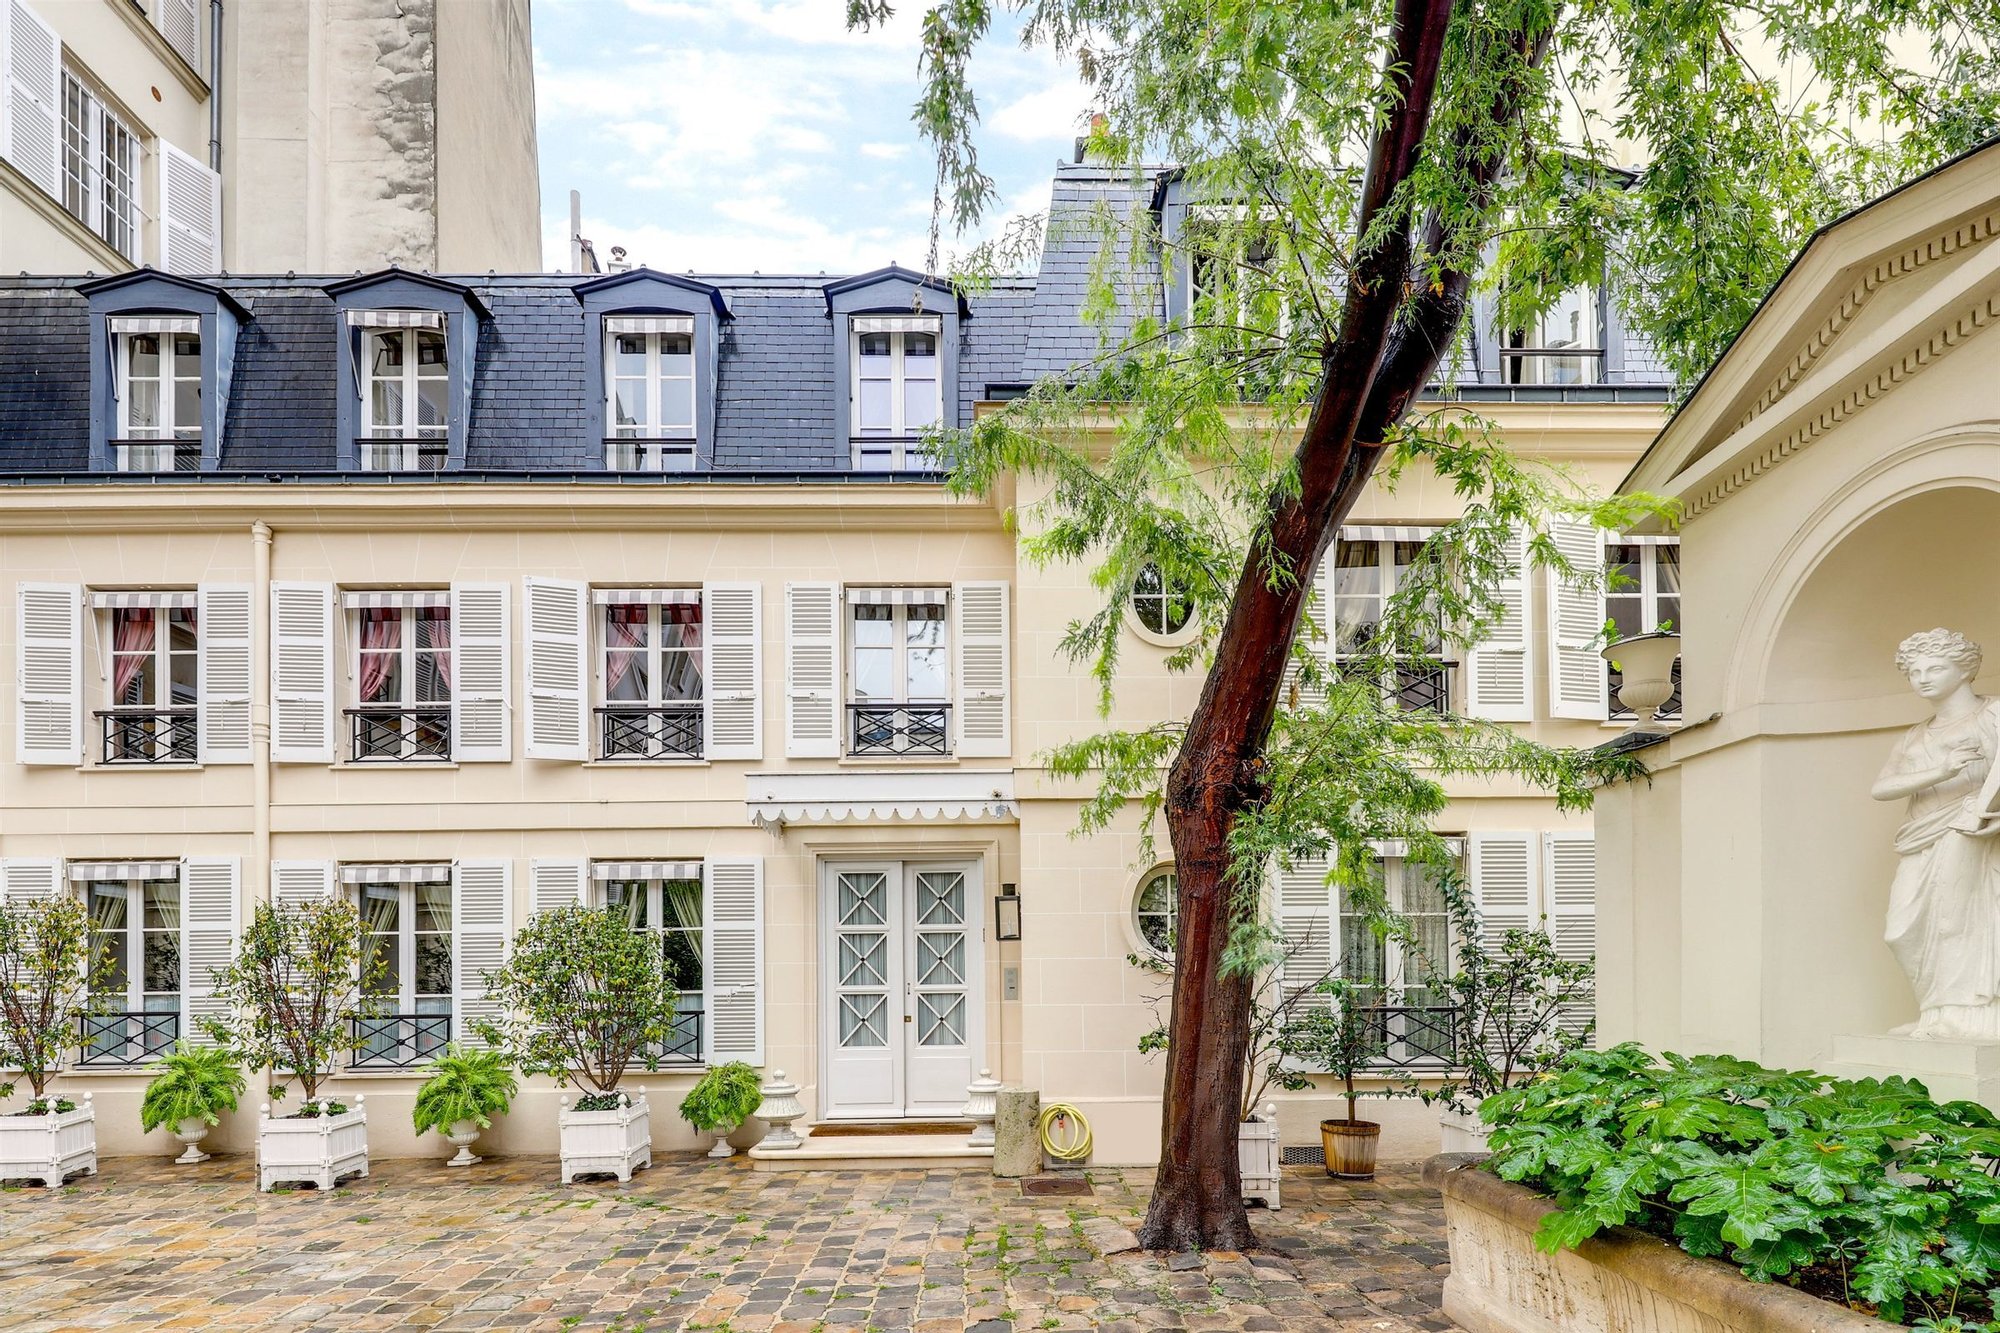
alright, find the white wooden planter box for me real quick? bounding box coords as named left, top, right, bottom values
left=1238, top=1107, right=1280, bottom=1210
left=258, top=1098, right=370, bottom=1192
left=0, top=1095, right=97, bottom=1188
left=559, top=1094, right=652, bottom=1184
left=1427, top=1154, right=1887, bottom=1333
left=1438, top=1105, right=1495, bottom=1154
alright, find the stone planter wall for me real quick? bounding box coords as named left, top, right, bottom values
left=258, top=1101, right=370, bottom=1191
left=0, top=1096, right=97, bottom=1187
left=1425, top=1154, right=1887, bottom=1333
left=559, top=1095, right=651, bottom=1184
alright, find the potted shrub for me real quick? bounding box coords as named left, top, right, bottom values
left=679, top=1061, right=764, bottom=1158
left=139, top=1041, right=247, bottom=1164
left=0, top=895, right=101, bottom=1187
left=1294, top=979, right=1415, bottom=1180
left=479, top=904, right=681, bottom=1184
left=203, top=897, right=375, bottom=1191
left=412, top=1044, right=518, bottom=1166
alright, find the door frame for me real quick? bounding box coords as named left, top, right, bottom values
left=817, top=856, right=985, bottom=1120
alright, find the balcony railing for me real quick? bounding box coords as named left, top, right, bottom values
left=347, top=706, right=451, bottom=762
left=598, top=703, right=703, bottom=760
left=640, top=1005, right=704, bottom=1066
left=110, top=440, right=201, bottom=473
left=847, top=702, right=951, bottom=757
left=98, top=708, right=198, bottom=764
left=1335, top=660, right=1457, bottom=715
left=351, top=1012, right=451, bottom=1069
left=78, top=1010, right=179, bottom=1066
left=605, top=439, right=696, bottom=472
left=357, top=439, right=448, bottom=472
left=1348, top=1001, right=1460, bottom=1071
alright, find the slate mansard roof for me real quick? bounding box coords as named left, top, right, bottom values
left=0, top=162, right=1673, bottom=478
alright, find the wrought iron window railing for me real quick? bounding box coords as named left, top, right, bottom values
left=110, top=440, right=201, bottom=473
left=98, top=708, right=198, bottom=763
left=1334, top=660, right=1457, bottom=715
left=351, top=1013, right=452, bottom=1069
left=597, top=703, right=702, bottom=760
left=78, top=1010, right=179, bottom=1066
left=847, top=702, right=951, bottom=756
left=357, top=439, right=449, bottom=472
left=1347, top=1001, right=1460, bottom=1071
left=1609, top=658, right=1683, bottom=721
left=604, top=439, right=696, bottom=472
left=347, top=706, right=451, bottom=762
left=639, top=1005, right=704, bottom=1065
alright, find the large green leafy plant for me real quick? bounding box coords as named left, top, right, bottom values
left=411, top=1044, right=518, bottom=1136
left=139, top=1042, right=247, bottom=1132
left=476, top=905, right=679, bottom=1111
left=678, top=1061, right=764, bottom=1134
left=203, top=898, right=374, bottom=1108
left=0, top=895, right=99, bottom=1109
left=1487, top=1044, right=2000, bottom=1327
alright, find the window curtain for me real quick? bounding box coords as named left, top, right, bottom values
left=664, top=601, right=702, bottom=645
left=423, top=610, right=452, bottom=693
left=91, top=886, right=129, bottom=932
left=604, top=605, right=646, bottom=695
left=612, top=884, right=645, bottom=929
left=111, top=609, right=154, bottom=702
left=148, top=880, right=181, bottom=932
left=358, top=609, right=399, bottom=702
left=661, top=878, right=703, bottom=931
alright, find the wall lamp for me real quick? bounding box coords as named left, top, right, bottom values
left=994, top=882, right=1022, bottom=941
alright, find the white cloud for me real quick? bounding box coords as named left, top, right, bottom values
left=859, top=141, right=911, bottom=160
left=988, top=78, right=1094, bottom=143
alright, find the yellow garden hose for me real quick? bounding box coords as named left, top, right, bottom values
left=1038, top=1102, right=1093, bottom=1163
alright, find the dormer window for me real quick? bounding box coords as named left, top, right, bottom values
left=111, top=318, right=201, bottom=472
left=605, top=316, right=696, bottom=471
left=356, top=315, right=449, bottom=470
left=1501, top=284, right=1603, bottom=386
left=851, top=317, right=941, bottom=469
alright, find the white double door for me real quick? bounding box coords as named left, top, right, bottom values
left=821, top=860, right=983, bottom=1119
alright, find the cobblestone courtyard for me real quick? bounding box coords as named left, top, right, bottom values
left=0, top=1155, right=1459, bottom=1332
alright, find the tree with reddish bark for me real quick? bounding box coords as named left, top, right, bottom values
left=853, top=0, right=2000, bottom=1251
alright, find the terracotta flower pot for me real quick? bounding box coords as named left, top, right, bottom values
left=1320, top=1117, right=1381, bottom=1180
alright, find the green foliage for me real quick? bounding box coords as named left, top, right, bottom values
left=476, top=905, right=680, bottom=1096
left=1276, top=979, right=1423, bottom=1125
left=1487, top=1044, right=2000, bottom=1326
left=202, top=898, right=375, bottom=1104
left=139, top=1041, right=247, bottom=1133
left=411, top=1043, right=519, bottom=1136
left=678, top=1061, right=765, bottom=1133
left=0, top=895, right=101, bottom=1100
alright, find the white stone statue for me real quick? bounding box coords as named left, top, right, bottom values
left=1872, top=628, right=2000, bottom=1039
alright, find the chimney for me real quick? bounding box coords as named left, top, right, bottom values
left=1074, top=113, right=1110, bottom=164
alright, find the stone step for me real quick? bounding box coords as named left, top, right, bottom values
left=747, top=1131, right=993, bottom=1172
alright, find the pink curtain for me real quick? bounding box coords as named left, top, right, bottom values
left=111, top=610, right=154, bottom=702
left=357, top=609, right=399, bottom=703
left=604, top=605, right=646, bottom=695
left=665, top=601, right=702, bottom=649
left=423, top=611, right=451, bottom=692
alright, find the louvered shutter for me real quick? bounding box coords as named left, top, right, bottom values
left=1542, top=831, right=1597, bottom=1036
left=703, top=858, right=764, bottom=1066
left=704, top=582, right=762, bottom=759
left=953, top=581, right=1010, bottom=757
left=1464, top=527, right=1533, bottom=722
left=783, top=582, right=838, bottom=757
left=180, top=857, right=240, bottom=1039
left=1276, top=852, right=1335, bottom=1012
left=452, top=860, right=512, bottom=1038
left=16, top=581, right=80, bottom=765
left=528, top=859, right=588, bottom=916
left=523, top=577, right=587, bottom=760
left=270, top=582, right=333, bottom=762
left=1468, top=832, right=1538, bottom=951
left=0, top=858, right=61, bottom=903
left=271, top=860, right=335, bottom=909
left=196, top=583, right=253, bottom=764
left=450, top=582, right=511, bottom=762
left=159, top=0, right=200, bottom=71
left=1284, top=557, right=1332, bottom=713
left=1548, top=521, right=1608, bottom=719
left=158, top=142, right=222, bottom=275
left=2, top=0, right=60, bottom=197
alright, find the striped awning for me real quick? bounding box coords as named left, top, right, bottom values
left=1342, top=525, right=1442, bottom=543
left=605, top=316, right=694, bottom=335
left=67, top=860, right=179, bottom=882
left=591, top=588, right=701, bottom=606
left=846, top=587, right=949, bottom=606
left=107, top=315, right=198, bottom=336
left=342, top=590, right=451, bottom=610
left=89, top=590, right=198, bottom=610
left=591, top=860, right=702, bottom=882
left=346, top=309, right=445, bottom=330
left=1618, top=533, right=1680, bottom=546
left=851, top=315, right=941, bottom=334
left=339, top=863, right=452, bottom=886
left=1365, top=837, right=1466, bottom=859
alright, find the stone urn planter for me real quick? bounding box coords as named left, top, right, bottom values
left=0, top=1093, right=97, bottom=1188
left=1426, top=1154, right=1888, bottom=1332
left=257, top=1097, right=369, bottom=1192
left=1320, top=1117, right=1380, bottom=1180
left=1238, top=1104, right=1281, bottom=1209
left=171, top=1115, right=213, bottom=1164
left=441, top=1119, right=483, bottom=1167
left=559, top=1093, right=651, bottom=1184
left=1438, top=1105, right=1494, bottom=1154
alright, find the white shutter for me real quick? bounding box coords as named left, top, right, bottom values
left=196, top=583, right=253, bottom=764
left=271, top=860, right=335, bottom=909
left=783, top=582, right=838, bottom=758
left=953, top=581, right=1010, bottom=758
left=450, top=582, right=511, bottom=763
left=16, top=581, right=80, bottom=765
left=159, top=0, right=200, bottom=71
left=0, top=858, right=61, bottom=903
left=1284, top=557, right=1332, bottom=713
left=523, top=577, right=587, bottom=760
left=1276, top=852, right=1335, bottom=1011
left=1468, top=832, right=1538, bottom=951
left=528, top=858, right=588, bottom=916
left=2, top=0, right=61, bottom=198
left=1543, top=831, right=1597, bottom=1036
left=158, top=142, right=222, bottom=276
left=703, top=581, right=761, bottom=760
left=703, top=858, right=764, bottom=1065
left=180, top=857, right=240, bottom=1038
left=1548, top=521, right=1608, bottom=720
left=452, top=859, right=512, bottom=1037
left=270, top=582, right=333, bottom=762
left=1465, top=527, right=1533, bottom=722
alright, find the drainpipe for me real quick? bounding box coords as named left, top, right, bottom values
left=207, top=0, right=223, bottom=172
left=251, top=521, right=271, bottom=907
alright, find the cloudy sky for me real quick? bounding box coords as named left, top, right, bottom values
left=532, top=0, right=1095, bottom=276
